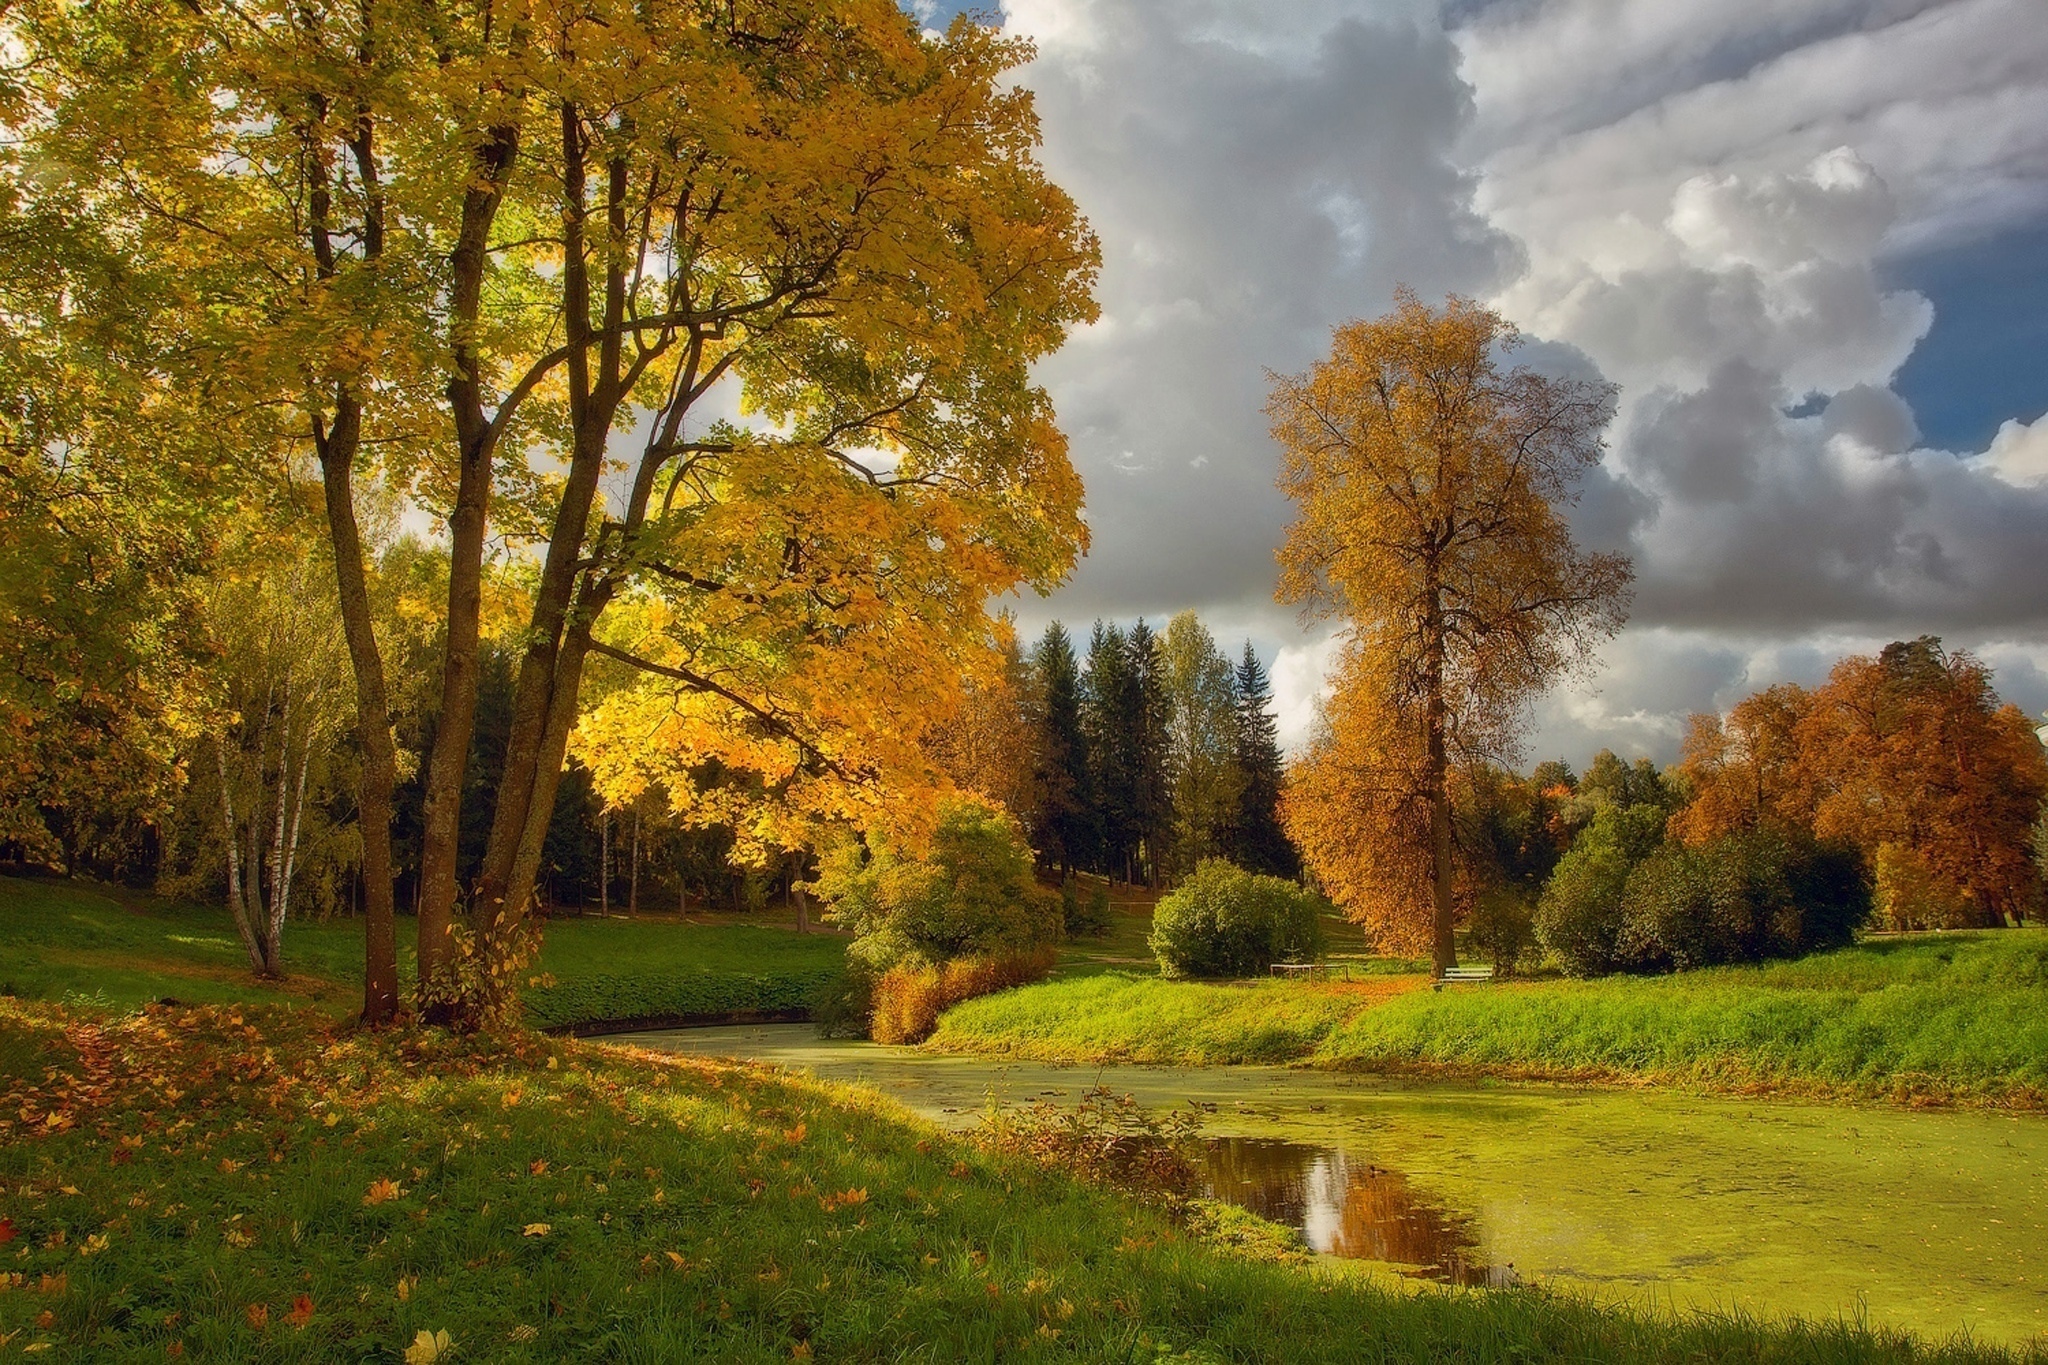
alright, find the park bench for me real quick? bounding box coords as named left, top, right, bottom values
left=1433, top=965, right=1495, bottom=992
left=1269, top=962, right=1327, bottom=980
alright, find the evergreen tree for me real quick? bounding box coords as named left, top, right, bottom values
left=1127, top=619, right=1174, bottom=886
left=1228, top=643, right=1298, bottom=878
left=1082, top=621, right=1137, bottom=879
left=1027, top=623, right=1092, bottom=874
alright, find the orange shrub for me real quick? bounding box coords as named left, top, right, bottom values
left=870, top=947, right=1058, bottom=1045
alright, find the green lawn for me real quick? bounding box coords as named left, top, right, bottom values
left=3, top=996, right=2037, bottom=1363
left=935, top=931, right=2048, bottom=1105
left=0, top=875, right=845, bottom=1032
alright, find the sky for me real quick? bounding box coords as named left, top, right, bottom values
left=903, top=0, right=2048, bottom=768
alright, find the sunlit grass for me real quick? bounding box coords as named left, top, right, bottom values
left=3, top=998, right=2037, bottom=1363
left=937, top=930, right=2048, bottom=1104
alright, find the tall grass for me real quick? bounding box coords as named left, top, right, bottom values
left=932, top=932, right=2048, bottom=1103
left=931, top=972, right=1359, bottom=1064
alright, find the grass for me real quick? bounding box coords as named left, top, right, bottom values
left=934, top=931, right=2048, bottom=1106
left=3, top=997, right=2041, bottom=1363
left=0, top=875, right=845, bottom=1033
left=523, top=918, right=845, bottom=1032
left=928, top=973, right=1376, bottom=1065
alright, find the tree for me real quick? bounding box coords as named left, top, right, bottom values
left=1082, top=622, right=1138, bottom=880
left=198, top=557, right=351, bottom=978
left=1225, top=644, right=1297, bottom=878
left=1028, top=623, right=1092, bottom=874
left=16, top=1, right=1097, bottom=1023
left=1270, top=291, right=1631, bottom=975
left=1126, top=619, right=1174, bottom=886
left=928, top=624, right=1040, bottom=827
left=1797, top=638, right=2046, bottom=927
left=1668, top=685, right=1812, bottom=846
left=1159, top=614, right=1242, bottom=877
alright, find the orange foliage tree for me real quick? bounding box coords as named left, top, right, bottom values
left=1671, top=638, right=2047, bottom=928
left=1667, top=683, right=1814, bottom=846
left=1271, top=292, right=1631, bottom=973
left=1798, top=639, right=2046, bottom=928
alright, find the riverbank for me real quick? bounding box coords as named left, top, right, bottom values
left=929, top=930, right=2048, bottom=1107
left=5, top=999, right=2041, bottom=1362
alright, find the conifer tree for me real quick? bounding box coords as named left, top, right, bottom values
left=1082, top=622, right=1137, bottom=880
left=1229, top=644, right=1298, bottom=878
left=1028, top=623, right=1092, bottom=874
left=1127, top=619, right=1175, bottom=886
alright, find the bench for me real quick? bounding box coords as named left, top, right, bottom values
left=1433, top=965, right=1495, bottom=992
left=1269, top=962, right=1327, bottom=980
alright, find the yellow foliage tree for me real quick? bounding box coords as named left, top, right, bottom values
left=1270, top=292, right=1631, bottom=973
left=12, top=0, right=1096, bottom=1022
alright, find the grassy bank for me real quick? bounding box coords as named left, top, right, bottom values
left=3, top=998, right=2038, bottom=1363
left=932, top=932, right=2048, bottom=1105
left=0, top=876, right=845, bottom=1032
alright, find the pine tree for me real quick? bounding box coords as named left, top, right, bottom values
left=1127, top=619, right=1174, bottom=886
left=1082, top=622, right=1136, bottom=880
left=1028, top=623, right=1092, bottom=874
left=1229, top=643, right=1298, bottom=878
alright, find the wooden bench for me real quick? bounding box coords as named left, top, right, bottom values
left=1433, top=965, right=1495, bottom=992
left=1269, top=962, right=1326, bottom=980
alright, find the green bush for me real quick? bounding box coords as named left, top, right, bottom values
left=1468, top=888, right=1536, bottom=976
left=1618, top=829, right=1869, bottom=973
left=1536, top=803, right=1669, bottom=976
left=1061, top=876, right=1112, bottom=938
left=818, top=797, right=1061, bottom=976
left=1148, top=859, right=1325, bottom=978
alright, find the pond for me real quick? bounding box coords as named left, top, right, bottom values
left=618, top=1024, right=2048, bottom=1348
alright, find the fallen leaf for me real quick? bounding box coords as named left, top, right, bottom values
left=285, top=1294, right=313, bottom=1329
left=0, top=1219, right=15, bottom=1244
left=522, top=1223, right=550, bottom=1237
left=403, top=1328, right=455, bottom=1365
left=363, top=1178, right=402, bottom=1206
left=245, top=1302, right=269, bottom=1329
left=527, top=1159, right=548, bottom=1177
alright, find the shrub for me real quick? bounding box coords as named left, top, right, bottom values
left=818, top=797, right=1062, bottom=975
left=1614, top=828, right=1871, bottom=974
left=869, top=946, right=1058, bottom=1044
left=1467, top=889, right=1536, bottom=977
left=1149, top=859, right=1325, bottom=979
left=1536, top=803, right=1668, bottom=977
left=1062, top=876, right=1111, bottom=938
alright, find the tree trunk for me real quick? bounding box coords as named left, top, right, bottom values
left=599, top=807, right=609, bottom=916
left=1423, top=573, right=1457, bottom=979
left=412, top=441, right=490, bottom=1005
left=317, top=395, right=402, bottom=1025
left=215, top=742, right=268, bottom=977
left=629, top=808, right=640, bottom=915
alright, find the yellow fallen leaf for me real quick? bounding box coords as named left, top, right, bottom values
left=363, top=1178, right=402, bottom=1206
left=403, top=1328, right=455, bottom=1364
left=522, top=1223, right=550, bottom=1237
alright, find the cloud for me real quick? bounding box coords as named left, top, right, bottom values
left=993, top=0, right=2048, bottom=765
left=1003, top=0, right=1517, bottom=634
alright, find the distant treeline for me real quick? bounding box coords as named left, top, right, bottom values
left=932, top=613, right=1299, bottom=887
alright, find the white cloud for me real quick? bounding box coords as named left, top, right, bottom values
left=994, top=0, right=2048, bottom=766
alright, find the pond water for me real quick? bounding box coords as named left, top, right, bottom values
left=619, top=1024, right=2048, bottom=1348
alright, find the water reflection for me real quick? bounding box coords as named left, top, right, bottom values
left=1202, top=1137, right=1509, bottom=1287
